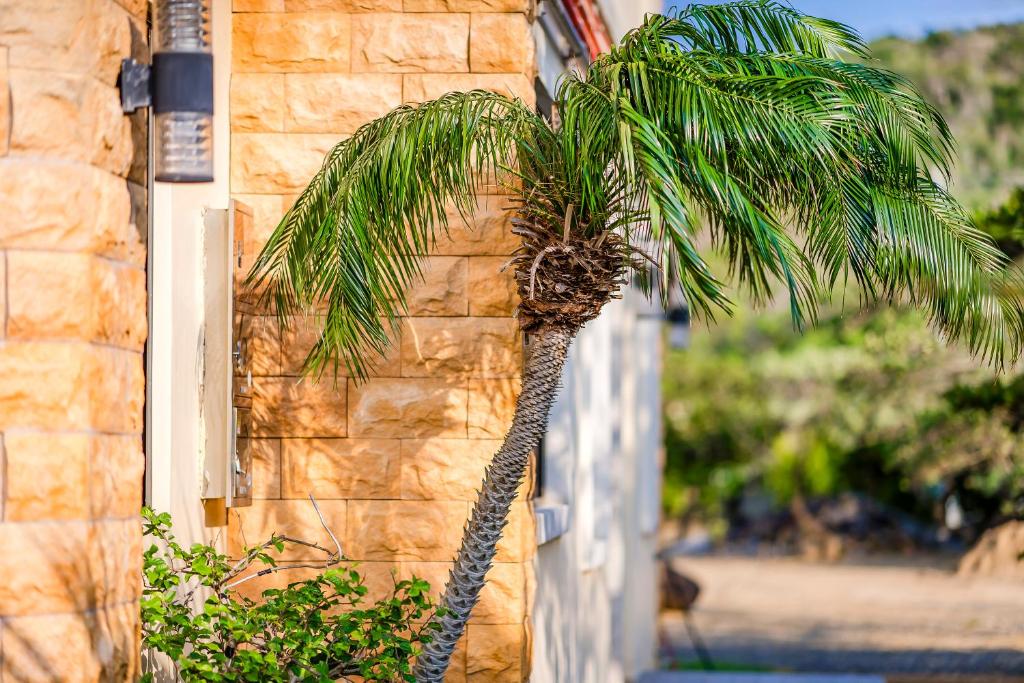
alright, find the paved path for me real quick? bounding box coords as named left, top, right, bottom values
left=642, top=674, right=883, bottom=683
left=660, top=556, right=1024, bottom=675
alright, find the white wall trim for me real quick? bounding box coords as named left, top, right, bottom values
left=535, top=503, right=571, bottom=545
left=145, top=0, right=232, bottom=543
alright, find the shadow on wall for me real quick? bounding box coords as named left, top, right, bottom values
left=2, top=519, right=142, bottom=680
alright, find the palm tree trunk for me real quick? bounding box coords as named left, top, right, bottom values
left=413, top=325, right=575, bottom=682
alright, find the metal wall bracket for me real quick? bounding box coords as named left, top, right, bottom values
left=119, top=58, right=152, bottom=114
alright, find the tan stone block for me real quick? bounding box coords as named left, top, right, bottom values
left=475, top=562, right=525, bottom=624
left=428, top=197, right=519, bottom=256
left=280, top=316, right=325, bottom=376
left=467, top=377, right=519, bottom=438
left=468, top=257, right=518, bottom=316
left=280, top=315, right=402, bottom=377
left=348, top=378, right=468, bottom=438
left=346, top=500, right=465, bottom=561
left=406, top=256, right=469, bottom=316
left=6, top=251, right=146, bottom=350
left=231, top=73, right=285, bottom=132
left=91, top=518, right=144, bottom=606
left=231, top=133, right=340, bottom=194
left=116, top=0, right=148, bottom=18
left=0, top=342, right=143, bottom=432
left=229, top=499, right=347, bottom=560
left=235, top=0, right=285, bottom=10
left=0, top=521, right=95, bottom=615
left=401, top=439, right=532, bottom=501
left=404, top=0, right=530, bottom=12
left=0, top=161, right=141, bottom=264
left=283, top=438, right=400, bottom=499
left=0, top=48, right=9, bottom=157
left=248, top=438, right=282, bottom=498
left=2, top=603, right=140, bottom=682
left=0, top=0, right=132, bottom=85
left=0, top=253, right=6, bottom=337
left=403, top=73, right=534, bottom=105
left=92, top=345, right=145, bottom=433
left=4, top=432, right=90, bottom=521
left=401, top=438, right=497, bottom=500
left=9, top=68, right=132, bottom=176
left=352, top=14, right=469, bottom=73
left=470, top=13, right=534, bottom=74
left=234, top=12, right=351, bottom=73
left=239, top=315, right=282, bottom=376
left=0, top=343, right=91, bottom=429
left=403, top=318, right=521, bottom=378
left=285, top=73, right=402, bottom=134
left=494, top=501, right=533, bottom=563
left=286, top=0, right=402, bottom=12
left=90, top=434, right=145, bottom=519
left=466, top=624, right=524, bottom=682
left=252, top=376, right=347, bottom=437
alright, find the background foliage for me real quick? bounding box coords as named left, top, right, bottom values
left=663, top=23, right=1024, bottom=547
left=870, top=23, right=1024, bottom=211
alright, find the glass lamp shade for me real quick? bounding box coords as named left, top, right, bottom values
left=153, top=0, right=213, bottom=183
left=154, top=111, right=214, bottom=182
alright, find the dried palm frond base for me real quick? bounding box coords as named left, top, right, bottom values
left=507, top=213, right=639, bottom=333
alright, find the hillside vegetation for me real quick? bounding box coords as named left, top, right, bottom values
left=870, top=23, right=1024, bottom=211
left=662, top=23, right=1024, bottom=553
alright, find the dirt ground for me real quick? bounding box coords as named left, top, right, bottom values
left=660, top=555, right=1024, bottom=675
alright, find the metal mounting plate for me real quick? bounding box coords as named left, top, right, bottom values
left=119, top=58, right=152, bottom=114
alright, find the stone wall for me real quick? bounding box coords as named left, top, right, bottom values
left=229, top=0, right=536, bottom=680
left=0, top=0, right=148, bottom=679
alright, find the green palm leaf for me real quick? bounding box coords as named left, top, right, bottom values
left=246, top=91, right=541, bottom=379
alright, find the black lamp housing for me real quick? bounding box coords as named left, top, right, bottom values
left=120, top=0, right=214, bottom=183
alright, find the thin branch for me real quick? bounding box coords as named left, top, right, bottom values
left=222, top=560, right=343, bottom=591
left=309, top=493, right=344, bottom=559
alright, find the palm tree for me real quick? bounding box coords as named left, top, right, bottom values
left=247, top=2, right=1024, bottom=679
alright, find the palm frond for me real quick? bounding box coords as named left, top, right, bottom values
left=621, top=1, right=867, bottom=59
left=562, top=3, right=1022, bottom=362
left=249, top=2, right=1024, bottom=373
left=246, top=91, right=541, bottom=379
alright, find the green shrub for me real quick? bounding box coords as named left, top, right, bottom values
left=663, top=185, right=1024, bottom=542
left=141, top=507, right=442, bottom=682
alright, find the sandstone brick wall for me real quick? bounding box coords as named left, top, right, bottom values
left=229, top=1, right=536, bottom=680
left=0, top=0, right=148, bottom=680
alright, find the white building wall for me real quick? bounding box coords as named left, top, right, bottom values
left=531, top=290, right=663, bottom=682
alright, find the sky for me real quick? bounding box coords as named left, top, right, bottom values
left=675, top=1, right=1024, bottom=40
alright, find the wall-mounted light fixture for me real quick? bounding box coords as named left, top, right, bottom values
left=120, top=0, right=214, bottom=183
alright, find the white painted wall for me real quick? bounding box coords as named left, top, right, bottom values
left=146, top=0, right=233, bottom=546
left=597, top=0, right=664, bottom=41
left=531, top=289, right=663, bottom=682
